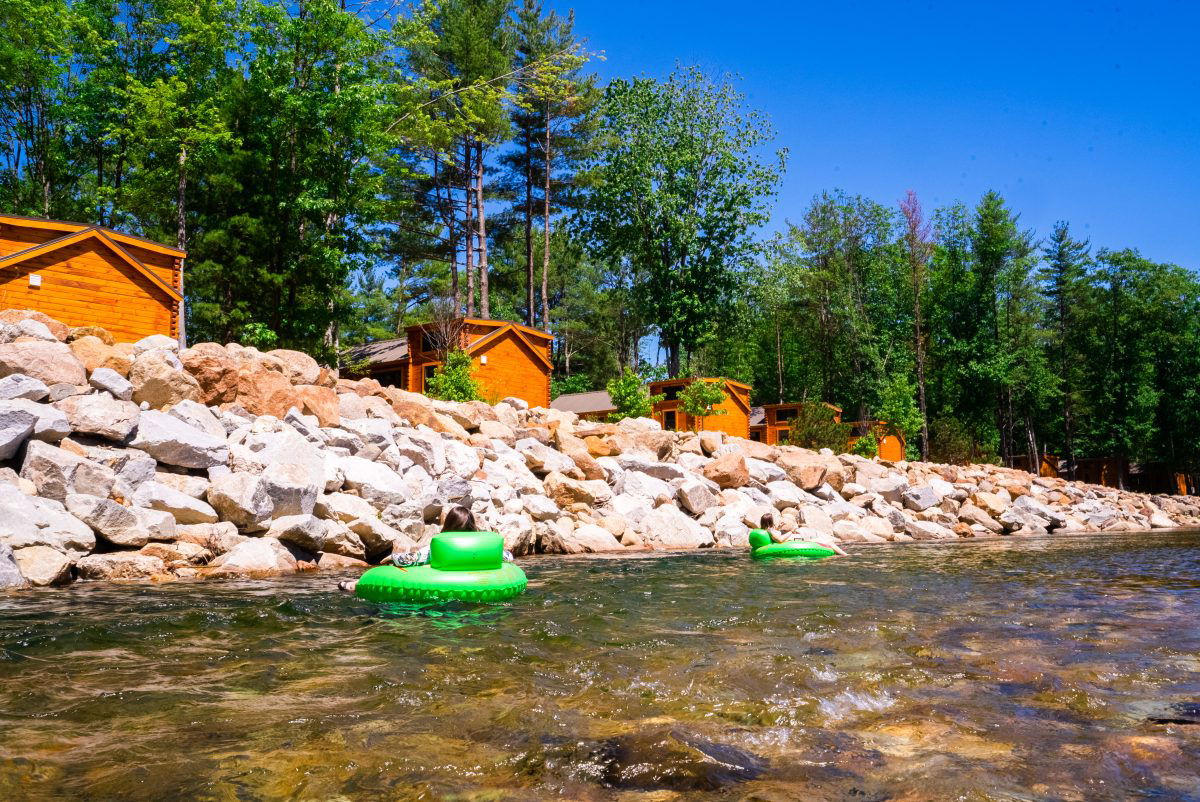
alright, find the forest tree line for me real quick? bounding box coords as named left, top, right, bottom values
left=2, top=0, right=1198, bottom=479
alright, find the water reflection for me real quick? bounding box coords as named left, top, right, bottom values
left=1, top=531, right=1198, bottom=800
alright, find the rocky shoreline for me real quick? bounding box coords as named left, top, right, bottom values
left=1, top=307, right=1197, bottom=590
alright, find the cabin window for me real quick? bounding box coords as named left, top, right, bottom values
left=775, top=407, right=797, bottom=422
left=423, top=364, right=438, bottom=390
left=750, top=430, right=762, bottom=442
left=421, top=332, right=437, bottom=353
left=662, top=386, right=680, bottom=401
left=376, top=370, right=404, bottom=389
left=663, top=411, right=677, bottom=431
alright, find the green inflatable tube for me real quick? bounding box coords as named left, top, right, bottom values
left=355, top=531, right=528, bottom=603
left=747, top=529, right=837, bottom=560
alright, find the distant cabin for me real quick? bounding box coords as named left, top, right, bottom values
left=550, top=389, right=616, bottom=421
left=650, top=378, right=752, bottom=438
left=0, top=214, right=185, bottom=341
left=347, top=318, right=553, bottom=408
left=750, top=401, right=907, bottom=460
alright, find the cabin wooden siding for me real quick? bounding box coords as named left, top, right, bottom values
left=0, top=215, right=184, bottom=341
left=754, top=402, right=843, bottom=446
left=650, top=378, right=752, bottom=438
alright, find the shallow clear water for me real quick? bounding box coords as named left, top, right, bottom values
left=2, top=532, right=1199, bottom=801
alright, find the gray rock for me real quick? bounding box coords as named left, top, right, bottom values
left=266, top=514, right=327, bottom=553
left=207, top=472, right=272, bottom=531
left=347, top=516, right=413, bottom=559
left=205, top=537, right=298, bottom=577
left=20, top=441, right=116, bottom=501
left=798, top=504, right=835, bottom=535
left=166, top=399, right=227, bottom=440
left=622, top=470, right=673, bottom=502
left=1012, top=494, right=1068, bottom=528
left=76, top=552, right=165, bottom=580
left=676, top=478, right=716, bottom=515
left=14, top=319, right=56, bottom=341
left=765, top=480, right=807, bottom=509
left=4, top=398, right=71, bottom=441
left=130, top=410, right=228, bottom=469
left=320, top=521, right=367, bottom=560
left=131, top=506, right=176, bottom=542
left=0, top=541, right=27, bottom=589
left=618, top=456, right=688, bottom=481
left=314, top=492, right=377, bottom=523
left=904, top=519, right=957, bottom=540
left=521, top=493, right=560, bottom=521
left=0, top=374, right=49, bottom=401
left=65, top=494, right=150, bottom=547
left=640, top=505, right=714, bottom=550
left=869, top=475, right=908, bottom=503
left=0, top=400, right=38, bottom=459
left=54, top=393, right=140, bottom=441
left=561, top=522, right=624, bottom=553
left=260, top=463, right=319, bottom=518
left=336, top=456, right=406, bottom=508
left=515, top=437, right=576, bottom=475
left=13, top=545, right=72, bottom=586
left=153, top=471, right=210, bottom=500
left=902, top=486, right=941, bottom=512
left=132, top=334, right=180, bottom=355
left=132, top=481, right=219, bottom=524
left=88, top=368, right=133, bottom=401
left=229, top=425, right=324, bottom=491
left=48, top=383, right=89, bottom=402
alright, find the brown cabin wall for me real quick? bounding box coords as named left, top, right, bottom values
left=472, top=333, right=551, bottom=407
left=0, top=239, right=177, bottom=341
left=651, top=380, right=751, bottom=439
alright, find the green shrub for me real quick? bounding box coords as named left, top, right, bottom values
left=679, top=380, right=728, bottom=431
left=786, top=402, right=853, bottom=452
left=927, top=417, right=997, bottom=465
left=551, top=373, right=592, bottom=400
left=426, top=349, right=480, bottom=402
left=606, top=368, right=663, bottom=422
left=851, top=429, right=878, bottom=458
left=238, top=322, right=278, bottom=350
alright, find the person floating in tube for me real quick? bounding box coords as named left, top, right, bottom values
left=760, top=511, right=849, bottom=556
left=337, top=505, right=515, bottom=592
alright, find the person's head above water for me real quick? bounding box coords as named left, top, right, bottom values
left=760, top=511, right=776, bottom=530
left=442, top=505, right=477, bottom=532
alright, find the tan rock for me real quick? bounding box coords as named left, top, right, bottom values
left=67, top=325, right=115, bottom=345
left=776, top=450, right=827, bottom=490
left=584, top=435, right=618, bottom=457
left=317, top=552, right=368, bottom=570
left=0, top=309, right=68, bottom=341
left=543, top=471, right=611, bottom=508
left=266, top=349, right=321, bottom=385
left=973, top=491, right=1008, bottom=518
left=703, top=451, right=749, bottom=489
left=69, top=336, right=132, bottom=377
left=231, top=362, right=293, bottom=417
left=76, top=552, right=167, bottom=580
left=129, top=350, right=202, bottom=408
left=555, top=430, right=606, bottom=481
left=180, top=342, right=240, bottom=405
left=13, top=545, right=72, bottom=586
left=293, top=384, right=339, bottom=427
left=0, top=340, right=86, bottom=385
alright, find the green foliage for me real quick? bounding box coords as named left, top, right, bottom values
left=786, top=403, right=852, bottom=452
left=679, top=380, right=728, bottom=430
left=606, top=368, right=662, bottom=422
left=551, top=372, right=591, bottom=399
left=238, top=322, right=278, bottom=350
left=576, top=65, right=786, bottom=375
left=927, top=417, right=994, bottom=466
left=426, top=349, right=481, bottom=401
left=876, top=374, right=925, bottom=460
left=851, top=430, right=878, bottom=458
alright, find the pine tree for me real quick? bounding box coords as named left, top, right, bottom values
left=1038, top=221, right=1090, bottom=475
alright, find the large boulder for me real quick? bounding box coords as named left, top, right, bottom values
left=69, top=336, right=132, bottom=377
left=0, top=310, right=69, bottom=341
left=132, top=481, right=219, bottom=524
left=516, top=438, right=577, bottom=475
left=0, top=400, right=37, bottom=459
left=65, top=494, right=150, bottom=547
left=292, top=385, right=339, bottom=427
left=560, top=522, right=624, bottom=554
left=776, top=451, right=827, bottom=491
left=0, top=373, right=49, bottom=401
left=902, top=486, right=941, bottom=512
left=129, top=350, right=202, bottom=408
left=5, top=398, right=70, bottom=441
left=204, top=537, right=299, bottom=577
left=266, top=514, right=327, bottom=553
left=543, top=471, right=611, bottom=508
left=54, top=393, right=140, bottom=441
left=702, top=452, right=749, bottom=489
left=13, top=545, right=72, bottom=586
left=130, top=410, right=228, bottom=469
left=0, top=485, right=95, bottom=556
left=640, top=505, right=714, bottom=550
left=904, top=520, right=958, bottom=540
left=75, top=552, right=165, bottom=581
left=337, top=456, right=407, bottom=508
left=132, top=334, right=180, bottom=355
left=180, top=343, right=239, bottom=405
left=232, top=361, right=294, bottom=418
left=20, top=441, right=116, bottom=501
left=267, top=349, right=321, bottom=385
left=206, top=472, right=273, bottom=531
left=260, top=462, right=319, bottom=517
left=88, top=367, right=133, bottom=400
left=676, top=478, right=716, bottom=515
left=0, top=340, right=86, bottom=386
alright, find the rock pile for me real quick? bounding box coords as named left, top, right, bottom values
left=1, top=308, right=1197, bottom=589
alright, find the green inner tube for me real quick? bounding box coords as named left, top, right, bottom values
left=747, top=529, right=837, bottom=560
left=355, top=531, right=528, bottom=603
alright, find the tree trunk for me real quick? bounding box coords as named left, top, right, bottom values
left=914, top=289, right=929, bottom=460
left=476, top=142, right=489, bottom=319
left=524, top=129, right=534, bottom=327
left=176, top=145, right=188, bottom=348
left=464, top=139, right=475, bottom=318
left=667, top=341, right=680, bottom=378
left=541, top=103, right=552, bottom=332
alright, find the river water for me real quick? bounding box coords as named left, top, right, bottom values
left=2, top=531, right=1198, bottom=801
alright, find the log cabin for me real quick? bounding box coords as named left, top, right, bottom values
left=347, top=318, right=554, bottom=408
left=0, top=214, right=185, bottom=342
left=749, top=401, right=907, bottom=460
left=649, top=378, right=752, bottom=438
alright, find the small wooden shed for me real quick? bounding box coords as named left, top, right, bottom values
left=649, top=378, right=752, bottom=438
left=0, top=214, right=185, bottom=342
left=346, top=318, right=554, bottom=408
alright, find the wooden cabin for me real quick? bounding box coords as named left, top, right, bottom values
left=347, top=318, right=553, bottom=408
left=749, top=402, right=843, bottom=445
left=0, top=214, right=185, bottom=341
left=649, top=378, right=752, bottom=438
left=550, top=389, right=615, bottom=421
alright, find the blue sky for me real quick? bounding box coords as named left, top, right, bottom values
left=546, top=0, right=1200, bottom=267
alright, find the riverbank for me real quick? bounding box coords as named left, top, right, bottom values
left=2, top=307, right=1198, bottom=590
